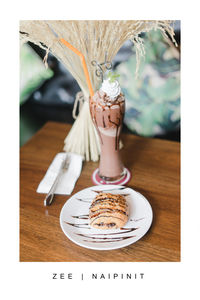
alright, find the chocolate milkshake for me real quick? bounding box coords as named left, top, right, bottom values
left=90, top=78, right=126, bottom=182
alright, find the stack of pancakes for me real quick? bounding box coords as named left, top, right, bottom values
left=89, top=192, right=128, bottom=229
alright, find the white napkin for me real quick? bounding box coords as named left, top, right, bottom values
left=37, top=152, right=83, bottom=195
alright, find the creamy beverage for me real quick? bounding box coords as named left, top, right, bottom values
left=90, top=78, right=125, bottom=181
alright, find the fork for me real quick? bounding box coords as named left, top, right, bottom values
left=44, top=156, right=70, bottom=206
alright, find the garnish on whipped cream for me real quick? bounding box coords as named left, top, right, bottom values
left=100, top=78, right=121, bottom=101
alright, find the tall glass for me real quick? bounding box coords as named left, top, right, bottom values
left=90, top=90, right=126, bottom=182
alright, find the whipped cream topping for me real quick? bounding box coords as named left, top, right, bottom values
left=100, top=79, right=121, bottom=101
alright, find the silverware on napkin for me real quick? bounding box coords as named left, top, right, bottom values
left=44, top=156, right=70, bottom=206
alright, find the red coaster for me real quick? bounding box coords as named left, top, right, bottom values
left=92, top=168, right=131, bottom=185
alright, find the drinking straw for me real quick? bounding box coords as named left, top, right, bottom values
left=60, top=38, right=94, bottom=98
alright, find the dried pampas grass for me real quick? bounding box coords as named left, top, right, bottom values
left=20, top=20, right=176, bottom=161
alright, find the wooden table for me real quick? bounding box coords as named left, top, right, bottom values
left=20, top=122, right=180, bottom=262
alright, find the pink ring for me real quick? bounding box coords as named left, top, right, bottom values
left=91, top=168, right=131, bottom=185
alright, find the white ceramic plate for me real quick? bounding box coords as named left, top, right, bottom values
left=60, top=185, right=153, bottom=250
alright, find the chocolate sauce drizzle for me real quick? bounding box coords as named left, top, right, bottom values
left=90, top=197, right=127, bottom=207
left=93, top=111, right=103, bottom=145
left=130, top=217, right=145, bottom=222
left=63, top=190, right=145, bottom=245
left=64, top=216, right=139, bottom=244
left=64, top=221, right=90, bottom=229
left=108, top=115, right=121, bottom=150
left=76, top=227, right=138, bottom=236
left=92, top=187, right=127, bottom=193
left=90, top=92, right=124, bottom=149
left=82, top=235, right=136, bottom=243
left=71, top=214, right=89, bottom=220
left=76, top=198, right=92, bottom=203
left=102, top=114, right=106, bottom=128
left=75, top=188, right=129, bottom=204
